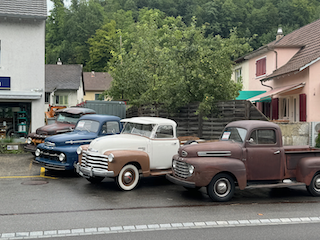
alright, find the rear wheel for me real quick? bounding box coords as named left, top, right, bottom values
left=207, top=173, right=235, bottom=202
left=116, top=164, right=140, bottom=191
left=87, top=176, right=104, bottom=184
left=307, top=173, right=320, bottom=196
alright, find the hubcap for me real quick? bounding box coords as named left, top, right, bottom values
left=214, top=178, right=230, bottom=197
left=123, top=170, right=134, bottom=185
left=315, top=177, right=320, bottom=191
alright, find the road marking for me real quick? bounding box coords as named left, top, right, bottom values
left=1, top=216, right=320, bottom=239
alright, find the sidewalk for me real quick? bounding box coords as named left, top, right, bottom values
left=0, top=153, right=40, bottom=177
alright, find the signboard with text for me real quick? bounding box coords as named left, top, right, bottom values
left=0, top=77, right=10, bottom=90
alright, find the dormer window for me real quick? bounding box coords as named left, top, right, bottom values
left=256, top=57, right=266, bottom=77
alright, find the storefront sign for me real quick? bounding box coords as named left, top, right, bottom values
left=0, top=77, right=10, bottom=90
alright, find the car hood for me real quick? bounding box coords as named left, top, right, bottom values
left=45, top=131, right=97, bottom=146
left=36, top=122, right=75, bottom=135
left=179, top=140, right=243, bottom=159
left=88, top=134, right=149, bottom=154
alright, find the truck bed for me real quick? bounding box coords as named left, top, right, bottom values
left=284, top=145, right=320, bottom=170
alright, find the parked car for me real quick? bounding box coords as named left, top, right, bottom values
left=24, top=107, right=96, bottom=154
left=167, top=120, right=320, bottom=202
left=75, top=117, right=179, bottom=190
left=34, top=114, right=122, bottom=171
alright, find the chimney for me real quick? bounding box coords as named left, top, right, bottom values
left=57, top=58, right=62, bottom=65
left=276, top=27, right=283, bottom=41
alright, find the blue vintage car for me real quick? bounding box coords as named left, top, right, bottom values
left=34, top=114, right=122, bottom=171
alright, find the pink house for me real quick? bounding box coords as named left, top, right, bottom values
left=235, top=18, right=320, bottom=123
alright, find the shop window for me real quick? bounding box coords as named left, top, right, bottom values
left=256, top=57, right=266, bottom=77
left=55, top=95, right=68, bottom=105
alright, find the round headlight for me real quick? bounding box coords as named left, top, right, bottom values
left=76, top=146, right=82, bottom=155
left=35, top=148, right=41, bottom=157
left=27, top=137, right=32, bottom=144
left=188, top=164, right=194, bottom=175
left=59, top=153, right=66, bottom=162
left=108, top=153, right=114, bottom=162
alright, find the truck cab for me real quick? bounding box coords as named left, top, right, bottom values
left=167, top=120, right=320, bottom=202
left=34, top=114, right=122, bottom=170
left=75, top=117, right=179, bottom=190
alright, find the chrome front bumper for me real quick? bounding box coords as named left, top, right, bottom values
left=75, top=163, right=114, bottom=178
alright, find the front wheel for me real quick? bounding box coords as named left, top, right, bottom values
left=115, top=164, right=140, bottom=191
left=307, top=173, right=320, bottom=196
left=207, top=173, right=235, bottom=202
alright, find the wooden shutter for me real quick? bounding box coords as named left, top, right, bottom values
left=299, top=94, right=307, bottom=122
left=256, top=58, right=266, bottom=77
left=271, top=98, right=279, bottom=120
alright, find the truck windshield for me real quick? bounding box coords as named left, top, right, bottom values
left=75, top=120, right=99, bottom=133
left=57, top=113, right=80, bottom=124
left=220, top=127, right=247, bottom=143
left=122, top=122, right=154, bottom=137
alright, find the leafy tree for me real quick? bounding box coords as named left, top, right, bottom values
left=106, top=10, right=251, bottom=115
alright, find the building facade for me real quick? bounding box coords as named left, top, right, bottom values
left=0, top=0, right=46, bottom=137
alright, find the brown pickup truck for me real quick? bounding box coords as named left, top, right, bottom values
left=166, top=120, right=320, bottom=202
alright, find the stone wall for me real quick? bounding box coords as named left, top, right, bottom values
left=276, top=122, right=310, bottom=146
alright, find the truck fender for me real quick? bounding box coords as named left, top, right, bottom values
left=191, top=157, right=247, bottom=189
left=296, top=157, right=320, bottom=186
left=104, top=150, right=150, bottom=177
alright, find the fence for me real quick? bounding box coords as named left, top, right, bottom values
left=126, top=100, right=268, bottom=140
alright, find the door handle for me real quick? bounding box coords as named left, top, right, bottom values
left=274, top=150, right=280, bottom=154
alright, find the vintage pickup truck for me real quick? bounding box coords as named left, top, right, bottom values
left=24, top=107, right=96, bottom=154
left=34, top=114, right=122, bottom=170
left=75, top=117, right=179, bottom=190
left=166, top=120, right=320, bottom=202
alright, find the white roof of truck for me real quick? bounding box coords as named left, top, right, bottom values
left=121, top=117, right=176, bottom=126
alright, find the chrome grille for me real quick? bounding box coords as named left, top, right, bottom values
left=173, top=160, right=190, bottom=179
left=81, top=151, right=109, bottom=171
left=39, top=149, right=60, bottom=161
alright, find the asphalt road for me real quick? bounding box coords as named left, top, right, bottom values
left=1, top=154, right=320, bottom=239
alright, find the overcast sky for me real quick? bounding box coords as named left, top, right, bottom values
left=47, top=0, right=71, bottom=14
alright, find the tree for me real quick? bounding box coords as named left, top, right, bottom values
left=106, top=10, right=251, bottom=115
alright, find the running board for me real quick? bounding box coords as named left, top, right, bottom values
left=149, top=169, right=172, bottom=176
left=245, top=182, right=305, bottom=189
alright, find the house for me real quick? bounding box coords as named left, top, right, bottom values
left=45, top=61, right=85, bottom=109
left=234, top=19, right=320, bottom=123
left=83, top=71, right=112, bottom=101
left=0, top=0, right=46, bottom=136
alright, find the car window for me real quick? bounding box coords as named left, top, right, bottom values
left=221, top=127, right=247, bottom=143
left=101, top=121, right=120, bottom=134
left=155, top=125, right=174, bottom=138
left=249, top=129, right=276, bottom=145
left=75, top=120, right=99, bottom=132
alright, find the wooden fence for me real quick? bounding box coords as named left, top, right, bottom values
left=126, top=100, right=268, bottom=140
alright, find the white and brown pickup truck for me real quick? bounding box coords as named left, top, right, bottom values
left=167, top=120, right=320, bottom=202
left=75, top=117, right=179, bottom=190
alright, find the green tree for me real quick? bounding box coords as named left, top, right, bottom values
left=107, top=10, right=251, bottom=115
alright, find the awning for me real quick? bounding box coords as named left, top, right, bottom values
left=236, top=91, right=266, bottom=100
left=248, top=82, right=305, bottom=102
left=0, top=91, right=42, bottom=100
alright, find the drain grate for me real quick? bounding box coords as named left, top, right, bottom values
left=21, top=180, right=48, bottom=185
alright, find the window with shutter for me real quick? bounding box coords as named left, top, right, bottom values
left=256, top=57, right=266, bottom=77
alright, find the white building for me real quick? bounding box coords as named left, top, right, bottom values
left=0, top=0, right=46, bottom=136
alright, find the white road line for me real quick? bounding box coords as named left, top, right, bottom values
left=1, top=216, right=320, bottom=239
